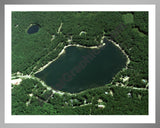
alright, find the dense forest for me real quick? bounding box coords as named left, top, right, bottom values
left=12, top=79, right=148, bottom=115
left=12, top=11, right=148, bottom=115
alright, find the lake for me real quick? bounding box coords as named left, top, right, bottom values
left=27, top=24, right=40, bottom=34
left=35, top=40, right=127, bottom=93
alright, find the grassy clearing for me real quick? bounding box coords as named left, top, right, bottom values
left=122, top=13, right=134, bottom=24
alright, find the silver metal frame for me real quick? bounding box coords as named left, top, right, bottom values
left=0, top=0, right=159, bottom=127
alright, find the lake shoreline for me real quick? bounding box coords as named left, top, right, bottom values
left=34, top=42, right=106, bottom=74
left=108, top=39, right=130, bottom=68
left=13, top=38, right=132, bottom=94
left=34, top=37, right=130, bottom=75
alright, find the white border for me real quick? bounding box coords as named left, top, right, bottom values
left=5, top=5, right=156, bottom=123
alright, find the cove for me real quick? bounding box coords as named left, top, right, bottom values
left=35, top=40, right=127, bottom=93
left=27, top=24, right=40, bottom=34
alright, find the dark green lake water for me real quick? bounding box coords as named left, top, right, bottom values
left=35, top=40, right=127, bottom=93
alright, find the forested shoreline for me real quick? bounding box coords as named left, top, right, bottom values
left=12, top=78, right=148, bottom=115
left=12, top=11, right=148, bottom=115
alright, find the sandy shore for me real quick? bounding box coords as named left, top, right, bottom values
left=107, top=39, right=130, bottom=68
left=34, top=43, right=106, bottom=74
left=34, top=35, right=130, bottom=74
left=34, top=38, right=130, bottom=74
